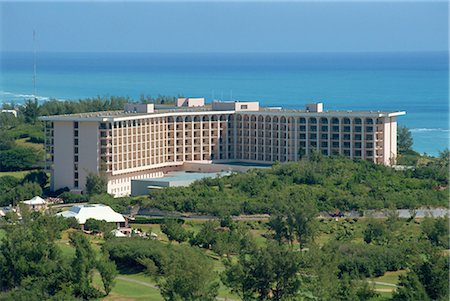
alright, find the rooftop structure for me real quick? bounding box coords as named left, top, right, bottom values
left=40, top=100, right=405, bottom=197
left=177, top=97, right=205, bottom=107
left=130, top=170, right=231, bottom=196
left=57, top=204, right=126, bottom=226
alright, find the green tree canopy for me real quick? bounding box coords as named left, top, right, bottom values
left=85, top=172, right=107, bottom=196
left=159, top=245, right=219, bottom=301
left=397, top=126, right=413, bottom=154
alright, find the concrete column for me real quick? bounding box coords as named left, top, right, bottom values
left=305, top=118, right=309, bottom=156
left=361, top=118, right=365, bottom=160
left=327, top=118, right=331, bottom=156
left=350, top=118, right=354, bottom=159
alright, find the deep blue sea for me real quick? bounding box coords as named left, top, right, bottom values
left=0, top=52, right=448, bottom=155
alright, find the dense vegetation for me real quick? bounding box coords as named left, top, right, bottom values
left=0, top=171, right=48, bottom=206
left=100, top=215, right=449, bottom=301
left=0, top=213, right=117, bottom=300
left=142, top=154, right=448, bottom=216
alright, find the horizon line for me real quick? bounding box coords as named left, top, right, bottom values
left=1, top=50, right=448, bottom=54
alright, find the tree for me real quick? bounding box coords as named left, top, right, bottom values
left=70, top=232, right=101, bottom=298
left=415, top=254, right=449, bottom=300
left=22, top=171, right=49, bottom=188
left=363, top=220, right=388, bottom=245
left=1, top=181, right=43, bottom=206
left=397, top=126, right=413, bottom=154
left=286, top=197, right=318, bottom=250
left=0, top=112, right=19, bottom=130
left=393, top=252, right=448, bottom=301
left=268, top=214, right=291, bottom=244
left=159, top=245, right=219, bottom=301
left=393, top=273, right=430, bottom=301
left=84, top=218, right=107, bottom=232
left=97, top=253, right=117, bottom=295
left=85, top=172, right=107, bottom=196
left=190, top=221, right=219, bottom=248
left=222, top=241, right=302, bottom=301
left=0, top=147, right=39, bottom=172
left=0, top=219, right=64, bottom=291
left=69, top=231, right=117, bottom=298
left=421, top=216, right=449, bottom=248
left=161, top=219, right=190, bottom=243
left=21, top=99, right=40, bottom=123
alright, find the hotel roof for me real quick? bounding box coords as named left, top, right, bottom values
left=39, top=101, right=405, bottom=121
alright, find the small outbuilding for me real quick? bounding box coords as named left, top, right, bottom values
left=57, top=204, right=127, bottom=229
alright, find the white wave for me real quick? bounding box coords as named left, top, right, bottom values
left=0, top=90, right=66, bottom=102
left=410, top=128, right=450, bottom=133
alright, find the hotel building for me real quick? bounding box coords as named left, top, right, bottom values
left=40, top=99, right=405, bottom=196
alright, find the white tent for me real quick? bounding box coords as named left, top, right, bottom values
left=111, top=229, right=127, bottom=237
left=23, top=196, right=47, bottom=206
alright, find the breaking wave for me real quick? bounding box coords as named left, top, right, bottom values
left=410, top=128, right=450, bottom=133
left=0, top=90, right=67, bottom=103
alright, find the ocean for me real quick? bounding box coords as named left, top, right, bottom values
left=0, top=51, right=448, bottom=155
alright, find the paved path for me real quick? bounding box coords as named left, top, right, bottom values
left=368, top=280, right=398, bottom=287
left=116, top=276, right=158, bottom=289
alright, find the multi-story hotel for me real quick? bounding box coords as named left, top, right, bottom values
left=40, top=98, right=405, bottom=196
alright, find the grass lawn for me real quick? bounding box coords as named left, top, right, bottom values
left=15, top=138, right=44, bottom=151
left=0, top=170, right=38, bottom=179
left=93, top=273, right=163, bottom=301
left=104, top=280, right=163, bottom=301
left=371, top=270, right=406, bottom=285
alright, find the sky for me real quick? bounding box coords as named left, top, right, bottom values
left=0, top=1, right=448, bottom=53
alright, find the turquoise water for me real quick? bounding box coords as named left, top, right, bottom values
left=0, top=52, right=448, bottom=155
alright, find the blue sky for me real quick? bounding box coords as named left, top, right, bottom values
left=0, top=1, right=448, bottom=53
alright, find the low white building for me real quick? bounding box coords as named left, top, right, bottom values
left=57, top=204, right=127, bottom=229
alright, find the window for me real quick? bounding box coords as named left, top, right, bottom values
left=74, top=130, right=79, bottom=137
left=74, top=147, right=79, bottom=154
left=240, top=105, right=248, bottom=109
left=74, top=180, right=79, bottom=188
left=74, top=172, right=79, bottom=179
left=74, top=122, right=79, bottom=129
left=74, top=156, right=79, bottom=162
left=74, top=139, right=79, bottom=146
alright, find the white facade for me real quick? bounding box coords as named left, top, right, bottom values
left=41, top=101, right=405, bottom=196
